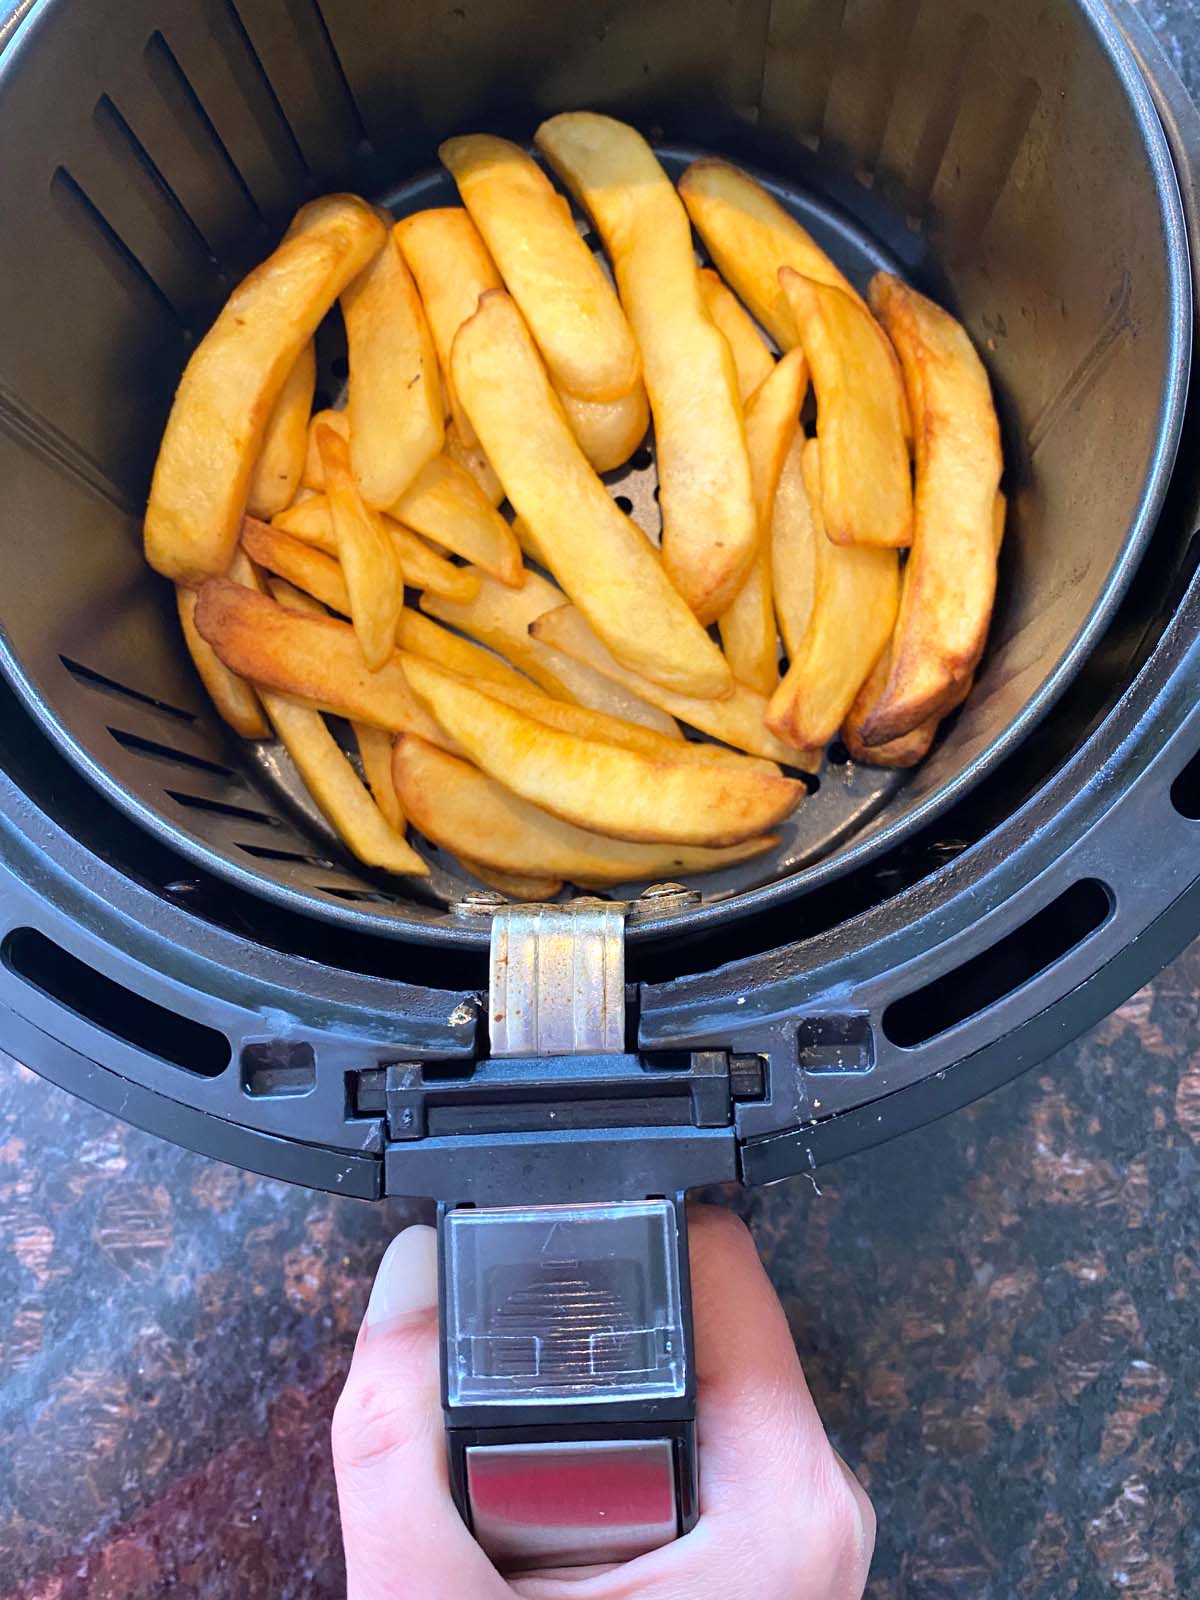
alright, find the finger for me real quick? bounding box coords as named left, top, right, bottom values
left=332, top=1225, right=506, bottom=1600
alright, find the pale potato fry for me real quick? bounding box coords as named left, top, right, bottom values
left=857, top=274, right=1003, bottom=745
left=394, top=207, right=502, bottom=447
left=771, top=433, right=816, bottom=661
left=462, top=860, right=563, bottom=900
left=302, top=407, right=349, bottom=491
left=145, top=195, right=386, bottom=583
left=719, top=348, right=808, bottom=694
left=177, top=583, right=270, bottom=738
left=193, top=579, right=450, bottom=746
left=428, top=665, right=777, bottom=773
left=532, top=603, right=818, bottom=770
left=342, top=227, right=443, bottom=506
left=421, top=567, right=682, bottom=737
left=260, top=692, right=425, bottom=873
left=444, top=421, right=504, bottom=505
left=680, top=160, right=859, bottom=346
left=246, top=342, right=316, bottom=519
left=452, top=290, right=730, bottom=696
left=317, top=423, right=402, bottom=670
left=270, top=497, right=481, bottom=603
left=353, top=722, right=404, bottom=830
left=698, top=268, right=775, bottom=401
left=395, top=738, right=780, bottom=884
left=780, top=268, right=912, bottom=550
left=537, top=114, right=756, bottom=622
left=556, top=384, right=649, bottom=473
left=389, top=453, right=523, bottom=586
left=441, top=134, right=642, bottom=402
left=400, top=656, right=802, bottom=846
left=396, top=609, right=532, bottom=692
left=766, top=441, right=900, bottom=748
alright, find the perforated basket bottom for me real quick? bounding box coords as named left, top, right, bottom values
left=238, top=144, right=915, bottom=917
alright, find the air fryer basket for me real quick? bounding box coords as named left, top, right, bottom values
left=0, top=0, right=1189, bottom=950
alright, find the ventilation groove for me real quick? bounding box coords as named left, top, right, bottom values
left=50, top=166, right=186, bottom=330
left=167, top=789, right=281, bottom=826
left=61, top=656, right=195, bottom=722
left=108, top=726, right=237, bottom=779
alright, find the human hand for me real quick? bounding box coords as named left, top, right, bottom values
left=333, top=1204, right=875, bottom=1599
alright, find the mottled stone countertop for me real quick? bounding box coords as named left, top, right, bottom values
left=2, top=2, right=1200, bottom=1597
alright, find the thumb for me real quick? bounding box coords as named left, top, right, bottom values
left=332, top=1225, right=506, bottom=1600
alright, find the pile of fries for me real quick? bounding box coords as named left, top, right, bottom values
left=145, top=114, right=1004, bottom=900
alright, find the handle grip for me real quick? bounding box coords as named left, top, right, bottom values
left=439, top=1197, right=698, bottom=1571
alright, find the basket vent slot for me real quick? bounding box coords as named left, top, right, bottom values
left=60, top=656, right=196, bottom=723
left=166, top=789, right=281, bottom=826
left=236, top=842, right=335, bottom=867
left=2, top=927, right=230, bottom=1076
left=882, top=879, right=1112, bottom=1048
left=92, top=93, right=218, bottom=279
left=50, top=165, right=185, bottom=330
left=1170, top=745, right=1200, bottom=821
left=108, top=726, right=237, bottom=779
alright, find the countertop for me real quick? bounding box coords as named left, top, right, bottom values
left=3, top=1, right=1200, bottom=1596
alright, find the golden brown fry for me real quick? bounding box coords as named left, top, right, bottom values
left=698, top=268, right=775, bottom=401
left=680, top=161, right=859, bottom=345
left=420, top=567, right=682, bottom=737
left=317, top=423, right=402, bottom=670
left=247, top=342, right=317, bottom=519
left=771, top=434, right=817, bottom=662
left=301, top=408, right=348, bottom=492
left=193, top=579, right=450, bottom=747
left=857, top=275, right=1003, bottom=744
left=441, top=134, right=642, bottom=402
left=260, top=692, right=425, bottom=874
left=177, top=583, right=270, bottom=738
left=342, top=227, right=443, bottom=506
left=556, top=385, right=649, bottom=473
left=766, top=441, right=900, bottom=748
left=452, top=290, right=730, bottom=696
left=780, top=268, right=912, bottom=550
left=353, top=722, right=404, bottom=830
left=395, top=207, right=502, bottom=447
left=266, top=574, right=325, bottom=616
left=461, top=860, right=563, bottom=900
left=395, top=738, right=779, bottom=886
left=719, top=348, right=808, bottom=695
left=536, top=114, right=756, bottom=622
left=396, top=609, right=531, bottom=692
left=531, top=603, right=817, bottom=769
left=444, top=421, right=504, bottom=505
left=389, top=453, right=523, bottom=587
left=244, top=517, right=350, bottom=613
left=270, top=497, right=481, bottom=603
left=146, top=195, right=385, bottom=583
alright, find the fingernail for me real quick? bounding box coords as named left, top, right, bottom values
left=366, top=1224, right=438, bottom=1330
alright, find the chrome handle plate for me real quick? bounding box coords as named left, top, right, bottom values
left=488, top=900, right=625, bottom=1057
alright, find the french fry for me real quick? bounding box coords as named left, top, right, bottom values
left=680, top=160, right=859, bottom=346
left=421, top=567, right=683, bottom=737
left=301, top=408, right=349, bottom=491
left=193, top=579, right=450, bottom=747
left=317, top=423, right=402, bottom=670
left=698, top=268, right=775, bottom=401
left=395, top=738, right=780, bottom=885
left=444, top=421, right=504, bottom=505
left=556, top=385, right=649, bottom=473
left=462, top=860, right=563, bottom=900
left=451, top=290, right=731, bottom=696
left=270, top=498, right=481, bottom=603
left=389, top=453, right=523, bottom=587
left=536, top=114, right=756, bottom=622
left=266, top=574, right=325, bottom=616
left=780, top=269, right=912, bottom=551
left=353, top=723, right=404, bottom=830
left=145, top=194, right=386, bottom=583
left=260, top=693, right=426, bottom=874
left=844, top=493, right=1005, bottom=764
left=856, top=275, right=1003, bottom=744
left=246, top=342, right=316, bottom=519
left=395, top=206, right=502, bottom=447
left=244, top=517, right=352, bottom=613
left=719, top=348, right=808, bottom=694
left=400, top=655, right=802, bottom=846
left=532, top=603, right=818, bottom=770
left=341, top=226, right=443, bottom=506
left=441, top=134, right=642, bottom=402
left=766, top=441, right=900, bottom=748
left=771, top=434, right=816, bottom=661
left=177, top=583, right=270, bottom=738
left=396, top=609, right=531, bottom=693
